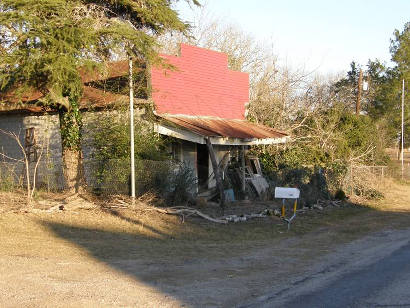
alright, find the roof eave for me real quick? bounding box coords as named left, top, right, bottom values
left=154, top=122, right=290, bottom=145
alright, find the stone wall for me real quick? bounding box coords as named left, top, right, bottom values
left=0, top=110, right=149, bottom=191
left=0, top=112, right=64, bottom=190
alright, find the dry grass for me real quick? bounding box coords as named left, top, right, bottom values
left=372, top=178, right=410, bottom=211
left=385, top=148, right=410, bottom=180
left=0, top=190, right=27, bottom=212
left=1, top=179, right=410, bottom=262
left=1, top=180, right=410, bottom=307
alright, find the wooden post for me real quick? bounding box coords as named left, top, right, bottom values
left=206, top=138, right=225, bottom=208
left=356, top=68, right=363, bottom=115
left=241, top=145, right=246, bottom=197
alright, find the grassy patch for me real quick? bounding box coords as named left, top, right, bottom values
left=0, top=205, right=382, bottom=262
left=1, top=180, right=409, bottom=264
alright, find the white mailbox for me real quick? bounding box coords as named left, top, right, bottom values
left=275, top=187, right=300, bottom=199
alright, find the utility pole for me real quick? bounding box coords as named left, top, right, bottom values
left=401, top=78, right=405, bottom=178
left=356, top=68, right=363, bottom=115
left=129, top=57, right=136, bottom=199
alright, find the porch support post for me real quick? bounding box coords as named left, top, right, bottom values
left=241, top=145, right=246, bottom=196
left=206, top=137, right=225, bottom=209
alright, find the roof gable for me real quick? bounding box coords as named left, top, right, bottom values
left=151, top=44, right=249, bottom=119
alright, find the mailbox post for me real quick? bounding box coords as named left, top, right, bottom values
left=275, top=187, right=300, bottom=230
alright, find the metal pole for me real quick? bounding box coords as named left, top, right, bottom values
left=129, top=57, right=135, bottom=198
left=356, top=68, right=363, bottom=115
left=401, top=79, right=405, bottom=179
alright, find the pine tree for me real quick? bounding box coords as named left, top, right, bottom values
left=369, top=23, right=410, bottom=149
left=391, top=22, right=410, bottom=82
left=0, top=0, right=198, bottom=193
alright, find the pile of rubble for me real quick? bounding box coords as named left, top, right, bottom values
left=309, top=199, right=345, bottom=211
left=221, top=199, right=346, bottom=223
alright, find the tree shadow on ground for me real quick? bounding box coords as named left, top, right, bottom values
left=40, top=217, right=239, bottom=307
left=105, top=207, right=172, bottom=238
left=39, top=203, right=410, bottom=307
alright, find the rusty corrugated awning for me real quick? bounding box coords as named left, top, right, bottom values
left=157, top=115, right=289, bottom=145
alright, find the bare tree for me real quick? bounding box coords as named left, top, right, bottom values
left=158, top=5, right=325, bottom=132
left=0, top=129, right=44, bottom=206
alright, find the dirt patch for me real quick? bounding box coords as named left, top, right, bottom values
left=0, top=190, right=27, bottom=212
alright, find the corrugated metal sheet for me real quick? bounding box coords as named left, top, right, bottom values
left=0, top=87, right=147, bottom=114
left=80, top=60, right=143, bottom=83
left=0, top=86, right=43, bottom=104
left=80, top=86, right=129, bottom=108
left=0, top=60, right=140, bottom=108
left=160, top=116, right=288, bottom=140
left=79, top=60, right=128, bottom=83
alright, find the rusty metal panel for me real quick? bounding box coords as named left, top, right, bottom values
left=161, top=116, right=288, bottom=139
left=79, top=60, right=143, bottom=83
left=80, top=86, right=128, bottom=108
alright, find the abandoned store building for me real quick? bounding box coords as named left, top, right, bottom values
left=0, top=44, right=288, bottom=198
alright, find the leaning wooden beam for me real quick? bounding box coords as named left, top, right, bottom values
left=200, top=151, right=230, bottom=191
left=241, top=145, right=246, bottom=195
left=206, top=137, right=225, bottom=208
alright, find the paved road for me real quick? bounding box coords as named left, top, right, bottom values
left=255, top=239, right=410, bottom=308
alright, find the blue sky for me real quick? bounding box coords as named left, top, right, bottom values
left=175, top=0, right=410, bottom=75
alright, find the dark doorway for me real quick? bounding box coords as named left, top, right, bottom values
left=197, top=143, right=209, bottom=191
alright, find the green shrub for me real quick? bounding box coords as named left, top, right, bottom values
left=85, top=111, right=197, bottom=203
left=0, top=164, right=20, bottom=191
left=85, top=110, right=168, bottom=194
left=252, top=106, right=388, bottom=201
left=166, top=163, right=197, bottom=205
left=334, top=189, right=347, bottom=200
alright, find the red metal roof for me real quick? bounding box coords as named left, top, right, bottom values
left=151, top=44, right=249, bottom=119
left=160, top=115, right=288, bottom=140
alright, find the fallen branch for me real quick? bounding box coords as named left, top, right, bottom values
left=146, top=206, right=228, bottom=224
left=104, top=196, right=228, bottom=224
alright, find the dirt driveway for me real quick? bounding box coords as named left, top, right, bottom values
left=1, top=182, right=410, bottom=307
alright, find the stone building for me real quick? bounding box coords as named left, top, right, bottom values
left=0, top=44, right=289, bottom=197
